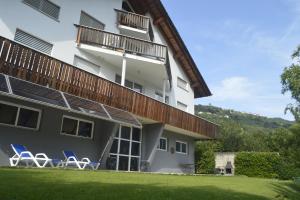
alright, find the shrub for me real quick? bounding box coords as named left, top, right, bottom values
left=235, top=152, right=282, bottom=179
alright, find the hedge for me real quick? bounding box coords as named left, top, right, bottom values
left=235, top=152, right=282, bottom=179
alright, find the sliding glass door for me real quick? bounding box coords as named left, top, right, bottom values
left=107, top=125, right=142, bottom=171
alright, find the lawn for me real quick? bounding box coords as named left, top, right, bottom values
left=0, top=168, right=299, bottom=200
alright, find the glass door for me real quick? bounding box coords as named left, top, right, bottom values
left=107, top=125, right=142, bottom=171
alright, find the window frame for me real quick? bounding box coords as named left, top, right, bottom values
left=177, top=77, right=189, bottom=91
left=115, top=74, right=143, bottom=93
left=109, top=125, right=142, bottom=171
left=0, top=100, right=42, bottom=131
left=177, top=101, right=188, bottom=112
left=175, top=140, right=188, bottom=155
left=157, top=137, right=168, bottom=151
left=79, top=11, right=105, bottom=30
left=22, top=0, right=60, bottom=22
left=60, top=115, right=94, bottom=139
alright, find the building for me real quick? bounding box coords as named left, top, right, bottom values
left=215, top=152, right=235, bottom=175
left=0, top=0, right=218, bottom=173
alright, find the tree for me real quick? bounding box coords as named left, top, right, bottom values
left=281, top=47, right=300, bottom=121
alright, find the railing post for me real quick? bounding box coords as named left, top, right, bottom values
left=76, top=26, right=82, bottom=44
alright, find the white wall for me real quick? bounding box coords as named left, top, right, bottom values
left=148, top=14, right=195, bottom=114
left=0, top=0, right=195, bottom=113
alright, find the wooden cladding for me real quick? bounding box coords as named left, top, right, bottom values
left=115, top=9, right=150, bottom=32
left=76, top=25, right=167, bottom=62
left=0, top=36, right=218, bottom=138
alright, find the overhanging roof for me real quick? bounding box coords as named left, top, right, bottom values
left=0, top=74, right=142, bottom=128
left=128, top=0, right=212, bottom=98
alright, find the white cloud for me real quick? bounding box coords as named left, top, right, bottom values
left=210, top=76, right=255, bottom=101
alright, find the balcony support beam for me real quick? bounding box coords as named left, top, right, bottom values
left=121, top=55, right=127, bottom=86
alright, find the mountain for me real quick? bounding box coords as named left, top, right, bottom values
left=195, top=104, right=293, bottom=130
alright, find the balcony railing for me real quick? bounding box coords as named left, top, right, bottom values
left=76, top=25, right=167, bottom=62
left=115, top=9, right=150, bottom=32
left=0, top=36, right=218, bottom=138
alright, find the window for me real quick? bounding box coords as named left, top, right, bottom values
left=73, top=56, right=101, bottom=76
left=115, top=74, right=143, bottom=93
left=177, top=77, right=188, bottom=91
left=0, top=101, right=41, bottom=130
left=23, top=0, right=60, bottom=20
left=177, top=101, right=188, bottom=111
left=155, top=91, right=169, bottom=104
left=108, top=126, right=142, bottom=171
left=176, top=141, right=188, bottom=154
left=122, top=1, right=134, bottom=12
left=157, top=137, right=167, bottom=151
left=61, top=116, right=94, bottom=139
left=80, top=11, right=105, bottom=30
left=14, top=29, right=53, bottom=55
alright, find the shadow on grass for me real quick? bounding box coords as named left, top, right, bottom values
left=272, top=182, right=300, bottom=200
left=0, top=168, right=289, bottom=200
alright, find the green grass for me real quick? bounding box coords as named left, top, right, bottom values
left=0, top=168, right=299, bottom=200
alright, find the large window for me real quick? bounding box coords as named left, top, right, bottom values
left=61, top=116, right=94, bottom=139
left=177, top=77, right=188, bottom=91
left=115, top=74, right=143, bottom=93
left=14, top=29, right=53, bottom=55
left=23, top=0, right=60, bottom=21
left=157, top=137, right=167, bottom=151
left=176, top=141, right=188, bottom=155
left=80, top=11, right=105, bottom=30
left=0, top=101, right=41, bottom=130
left=108, top=125, right=142, bottom=171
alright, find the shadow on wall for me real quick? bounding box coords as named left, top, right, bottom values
left=0, top=169, right=276, bottom=200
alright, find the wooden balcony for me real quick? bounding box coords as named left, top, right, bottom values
left=76, top=25, right=167, bottom=62
left=0, top=36, right=218, bottom=139
left=115, top=9, right=150, bottom=32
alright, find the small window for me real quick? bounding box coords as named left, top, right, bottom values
left=23, top=0, right=60, bottom=20
left=0, top=102, right=41, bottom=130
left=61, top=116, right=94, bottom=139
left=176, top=141, right=188, bottom=154
left=154, top=91, right=169, bottom=104
left=157, top=137, right=167, bottom=151
left=177, top=101, right=188, bottom=111
left=14, top=29, right=53, bottom=55
left=80, top=11, right=105, bottom=30
left=177, top=77, right=188, bottom=91
left=73, top=56, right=101, bottom=75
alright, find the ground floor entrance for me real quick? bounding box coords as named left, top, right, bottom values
left=106, top=125, right=142, bottom=171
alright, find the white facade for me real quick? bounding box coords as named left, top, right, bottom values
left=0, top=0, right=195, bottom=114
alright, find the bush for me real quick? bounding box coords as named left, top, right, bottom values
left=235, top=152, right=282, bottom=179
left=196, top=149, right=215, bottom=174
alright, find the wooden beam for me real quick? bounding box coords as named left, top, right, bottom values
left=153, top=17, right=164, bottom=25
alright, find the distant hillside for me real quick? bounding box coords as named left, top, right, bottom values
left=195, top=104, right=293, bottom=130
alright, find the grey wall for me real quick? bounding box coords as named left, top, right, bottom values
left=0, top=96, right=117, bottom=166
left=141, top=123, right=164, bottom=162
left=149, top=130, right=195, bottom=174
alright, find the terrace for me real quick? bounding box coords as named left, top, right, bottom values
left=0, top=36, right=218, bottom=139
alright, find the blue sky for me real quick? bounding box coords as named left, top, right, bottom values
left=161, top=0, right=300, bottom=121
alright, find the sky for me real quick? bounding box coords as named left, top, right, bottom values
left=161, top=0, right=300, bottom=121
